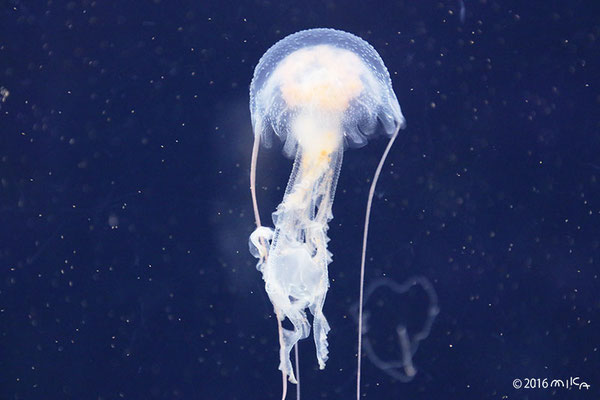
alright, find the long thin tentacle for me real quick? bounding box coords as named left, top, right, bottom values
left=250, top=133, right=290, bottom=400
left=356, top=128, right=400, bottom=400
left=295, top=343, right=300, bottom=400
left=250, top=134, right=263, bottom=229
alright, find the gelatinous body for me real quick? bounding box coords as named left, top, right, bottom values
left=350, top=277, right=439, bottom=382
left=248, top=28, right=406, bottom=393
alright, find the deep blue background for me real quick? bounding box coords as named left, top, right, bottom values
left=1, top=1, right=599, bottom=399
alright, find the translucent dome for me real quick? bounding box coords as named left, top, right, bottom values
left=250, top=28, right=406, bottom=158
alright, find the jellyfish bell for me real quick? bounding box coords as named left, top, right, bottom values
left=250, top=28, right=406, bottom=158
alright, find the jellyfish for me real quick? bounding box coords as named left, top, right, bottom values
left=248, top=28, right=407, bottom=399
left=350, top=277, right=439, bottom=383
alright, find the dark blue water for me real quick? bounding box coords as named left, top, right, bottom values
left=1, top=1, right=598, bottom=399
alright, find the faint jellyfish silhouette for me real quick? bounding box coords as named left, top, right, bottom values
left=350, top=276, right=439, bottom=382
